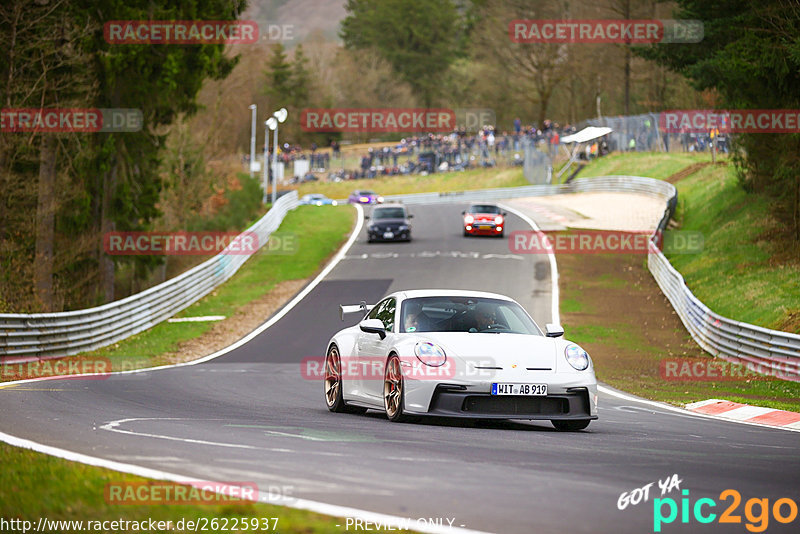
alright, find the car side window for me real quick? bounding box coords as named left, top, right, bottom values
left=369, top=298, right=396, bottom=332
left=367, top=301, right=382, bottom=320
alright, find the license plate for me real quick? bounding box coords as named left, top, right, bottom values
left=491, top=383, right=547, bottom=396
left=383, top=231, right=394, bottom=239
left=477, top=224, right=492, bottom=229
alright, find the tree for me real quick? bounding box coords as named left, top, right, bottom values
left=469, top=0, right=575, bottom=125
left=638, top=0, right=800, bottom=242
left=0, top=0, right=245, bottom=311
left=340, top=0, right=462, bottom=106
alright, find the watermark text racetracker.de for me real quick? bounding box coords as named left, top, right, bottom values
left=300, top=108, right=495, bottom=133
left=660, top=358, right=797, bottom=381
left=1, top=357, right=111, bottom=381
left=509, top=230, right=703, bottom=255
left=104, top=481, right=294, bottom=505
left=0, top=517, right=280, bottom=533
left=104, top=20, right=259, bottom=44
left=103, top=231, right=260, bottom=256
left=302, top=356, right=503, bottom=381
left=1, top=108, right=142, bottom=132
left=509, top=19, right=703, bottom=44
left=659, top=109, right=800, bottom=133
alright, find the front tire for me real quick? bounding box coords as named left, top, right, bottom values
left=551, top=419, right=591, bottom=431
left=384, top=354, right=411, bottom=422
left=325, top=345, right=366, bottom=414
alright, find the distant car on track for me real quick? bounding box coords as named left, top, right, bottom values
left=365, top=204, right=413, bottom=243
left=324, top=289, right=598, bottom=430
left=348, top=190, right=384, bottom=204
left=462, top=204, right=506, bottom=237
left=299, top=194, right=338, bottom=206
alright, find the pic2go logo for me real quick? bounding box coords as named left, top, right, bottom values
left=653, top=489, right=799, bottom=533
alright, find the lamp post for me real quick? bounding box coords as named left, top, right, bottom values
left=266, top=117, right=277, bottom=205
left=269, top=108, right=288, bottom=205
left=262, top=119, right=270, bottom=204
left=248, top=104, right=257, bottom=178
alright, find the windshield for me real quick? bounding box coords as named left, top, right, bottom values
left=469, top=205, right=501, bottom=214
left=357, top=190, right=375, bottom=196
left=373, top=207, right=406, bottom=219
left=400, top=296, right=542, bottom=335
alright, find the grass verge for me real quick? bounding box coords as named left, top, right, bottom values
left=575, top=151, right=713, bottom=181
left=666, top=164, right=800, bottom=332
left=558, top=250, right=800, bottom=412
left=559, top=151, right=800, bottom=411
left=295, top=166, right=527, bottom=199
left=1, top=205, right=355, bottom=381
left=0, top=442, right=366, bottom=534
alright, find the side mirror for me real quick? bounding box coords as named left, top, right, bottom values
left=360, top=318, right=386, bottom=339
left=461, top=210, right=466, bottom=215
left=545, top=323, right=564, bottom=338
left=502, top=212, right=508, bottom=217
left=364, top=215, right=370, bottom=220
left=408, top=214, right=414, bottom=218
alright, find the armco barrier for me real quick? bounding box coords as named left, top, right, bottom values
left=377, top=176, right=799, bottom=380
left=5, top=178, right=798, bottom=378
left=0, top=191, right=300, bottom=360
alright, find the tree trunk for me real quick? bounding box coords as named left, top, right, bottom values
left=99, top=164, right=117, bottom=302
left=623, top=0, right=631, bottom=115
left=794, top=174, right=799, bottom=244
left=34, top=134, right=57, bottom=310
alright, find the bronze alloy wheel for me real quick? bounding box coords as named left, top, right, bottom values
left=324, top=345, right=367, bottom=414
left=324, top=346, right=341, bottom=410
left=383, top=354, right=409, bottom=422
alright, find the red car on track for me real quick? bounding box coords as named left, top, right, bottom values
left=462, top=204, right=506, bottom=237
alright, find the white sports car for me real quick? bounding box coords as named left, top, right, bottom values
left=323, top=289, right=598, bottom=430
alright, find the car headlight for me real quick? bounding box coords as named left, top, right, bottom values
left=464, top=215, right=475, bottom=224
left=415, top=342, right=447, bottom=367
left=377, top=196, right=384, bottom=203
left=565, top=344, right=590, bottom=371
left=494, top=215, right=504, bottom=224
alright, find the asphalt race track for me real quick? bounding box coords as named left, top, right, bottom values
left=2, top=203, right=798, bottom=534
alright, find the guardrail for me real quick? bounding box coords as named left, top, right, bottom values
left=377, top=176, right=800, bottom=379
left=6, top=178, right=798, bottom=378
left=0, top=191, right=300, bottom=360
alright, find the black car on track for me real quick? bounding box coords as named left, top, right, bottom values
left=366, top=204, right=413, bottom=242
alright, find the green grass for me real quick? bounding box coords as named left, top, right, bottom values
left=559, top=152, right=800, bottom=411
left=0, top=442, right=369, bottom=534
left=666, top=165, right=800, bottom=332
left=54, top=205, right=355, bottom=372
left=296, top=166, right=528, bottom=200
left=575, top=151, right=713, bottom=181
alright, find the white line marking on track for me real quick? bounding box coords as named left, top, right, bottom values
left=0, top=204, right=365, bottom=387
left=498, top=202, right=559, bottom=324
left=167, top=315, right=226, bottom=322
left=597, top=385, right=800, bottom=433
left=503, top=199, right=799, bottom=434
left=0, top=429, right=492, bottom=534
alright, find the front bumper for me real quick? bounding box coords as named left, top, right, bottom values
left=423, top=385, right=596, bottom=420
left=464, top=223, right=503, bottom=236
left=368, top=229, right=410, bottom=241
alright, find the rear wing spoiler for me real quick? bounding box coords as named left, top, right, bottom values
left=339, top=301, right=374, bottom=321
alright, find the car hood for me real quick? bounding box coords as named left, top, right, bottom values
left=411, top=332, right=556, bottom=369
left=370, top=218, right=408, bottom=225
